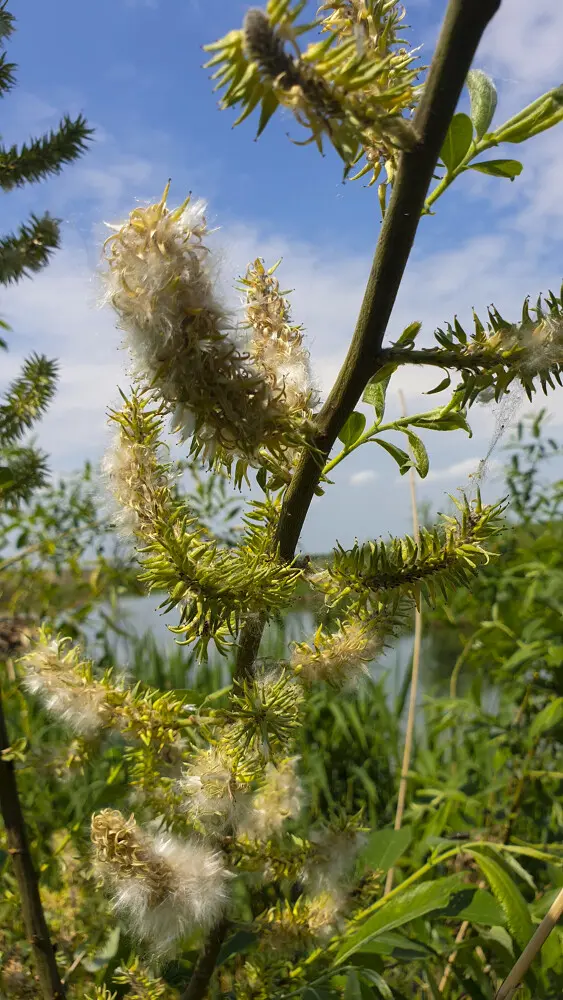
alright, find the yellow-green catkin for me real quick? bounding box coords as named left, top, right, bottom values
left=102, top=184, right=309, bottom=468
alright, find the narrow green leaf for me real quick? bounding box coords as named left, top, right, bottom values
left=493, top=86, right=563, bottom=144
left=354, top=931, right=433, bottom=961
left=334, top=874, right=465, bottom=965
left=373, top=439, right=412, bottom=475
left=440, top=113, right=473, bottom=172
left=217, top=930, right=257, bottom=966
left=344, top=969, right=363, bottom=1000
left=357, top=968, right=393, bottom=998
left=0, top=466, right=14, bottom=488
left=405, top=431, right=429, bottom=479
left=530, top=697, right=563, bottom=739
left=395, top=321, right=422, bottom=347
left=339, top=411, right=367, bottom=448
left=256, top=466, right=268, bottom=493
left=256, top=89, right=279, bottom=137
left=466, top=69, right=498, bottom=138
left=359, top=827, right=413, bottom=873
left=426, top=373, right=451, bottom=395
left=469, top=158, right=523, bottom=180
left=363, top=376, right=391, bottom=423
left=440, top=888, right=505, bottom=926
left=410, top=410, right=472, bottom=436
left=469, top=849, right=534, bottom=950
left=368, top=362, right=398, bottom=384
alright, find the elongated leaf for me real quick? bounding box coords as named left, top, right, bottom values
left=344, top=970, right=363, bottom=1000
left=426, top=373, right=451, bottom=395
left=373, top=438, right=412, bottom=475
left=405, top=431, right=429, bottom=478
left=357, top=968, right=393, bottom=998
left=441, top=113, right=473, bottom=172
left=440, top=888, right=505, bottom=926
left=469, top=158, right=523, bottom=180
left=334, top=874, right=465, bottom=965
left=217, top=930, right=257, bottom=966
left=0, top=466, right=14, bottom=488
left=466, top=69, right=498, bottom=138
left=363, top=376, right=391, bottom=423
left=494, top=86, right=563, bottom=143
left=410, top=410, right=472, bottom=435
left=469, top=849, right=534, bottom=950
left=360, top=827, right=413, bottom=873
left=367, top=362, right=398, bottom=384
left=354, top=931, right=434, bottom=961
left=530, top=697, right=563, bottom=739
left=256, top=89, right=279, bottom=137
left=395, top=321, right=422, bottom=347
left=339, top=411, right=366, bottom=448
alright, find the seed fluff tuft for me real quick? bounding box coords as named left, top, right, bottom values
left=91, top=809, right=229, bottom=954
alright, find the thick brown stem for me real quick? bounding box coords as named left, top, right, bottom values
left=235, top=0, right=502, bottom=680
left=0, top=684, right=66, bottom=999
left=179, top=917, right=229, bottom=1000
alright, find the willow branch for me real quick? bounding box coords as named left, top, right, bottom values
left=380, top=346, right=499, bottom=370
left=0, top=684, right=65, bottom=999
left=179, top=917, right=229, bottom=1000
left=235, top=0, right=502, bottom=678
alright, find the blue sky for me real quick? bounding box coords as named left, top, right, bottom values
left=2, top=0, right=563, bottom=553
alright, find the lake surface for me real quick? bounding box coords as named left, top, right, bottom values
left=84, top=593, right=423, bottom=705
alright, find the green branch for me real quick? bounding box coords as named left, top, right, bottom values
left=0, top=214, right=61, bottom=284
left=179, top=917, right=230, bottom=1000
left=235, top=0, right=503, bottom=679
left=0, top=114, right=93, bottom=192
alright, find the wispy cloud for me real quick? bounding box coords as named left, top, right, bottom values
left=349, top=469, right=378, bottom=487
left=425, top=457, right=501, bottom=484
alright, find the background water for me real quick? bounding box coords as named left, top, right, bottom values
left=83, top=593, right=424, bottom=705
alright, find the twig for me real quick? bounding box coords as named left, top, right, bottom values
left=179, top=917, right=230, bottom=1000
left=235, top=0, right=502, bottom=681
left=495, top=887, right=563, bottom=999
left=217, top=3, right=503, bottom=998
left=438, top=919, right=471, bottom=992
left=0, top=684, right=66, bottom=999
left=384, top=389, right=422, bottom=896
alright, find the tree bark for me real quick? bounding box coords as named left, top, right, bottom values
left=0, top=684, right=66, bottom=999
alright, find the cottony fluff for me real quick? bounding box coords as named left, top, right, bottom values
left=179, top=747, right=249, bottom=833
left=291, top=619, right=383, bottom=687
left=91, top=809, right=229, bottom=954
left=21, top=633, right=106, bottom=737
left=241, top=757, right=304, bottom=840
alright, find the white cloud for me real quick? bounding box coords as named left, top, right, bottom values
left=349, top=469, right=378, bottom=487
left=426, top=457, right=499, bottom=483
left=477, top=0, right=563, bottom=95
left=4, top=0, right=563, bottom=551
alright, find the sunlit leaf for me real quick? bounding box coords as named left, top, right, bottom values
left=469, top=158, right=523, bottom=180
left=339, top=411, right=367, bottom=448
left=466, top=69, right=497, bottom=138
left=359, top=827, right=413, bottom=873
left=440, top=113, right=473, bottom=172
left=334, top=874, right=465, bottom=965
